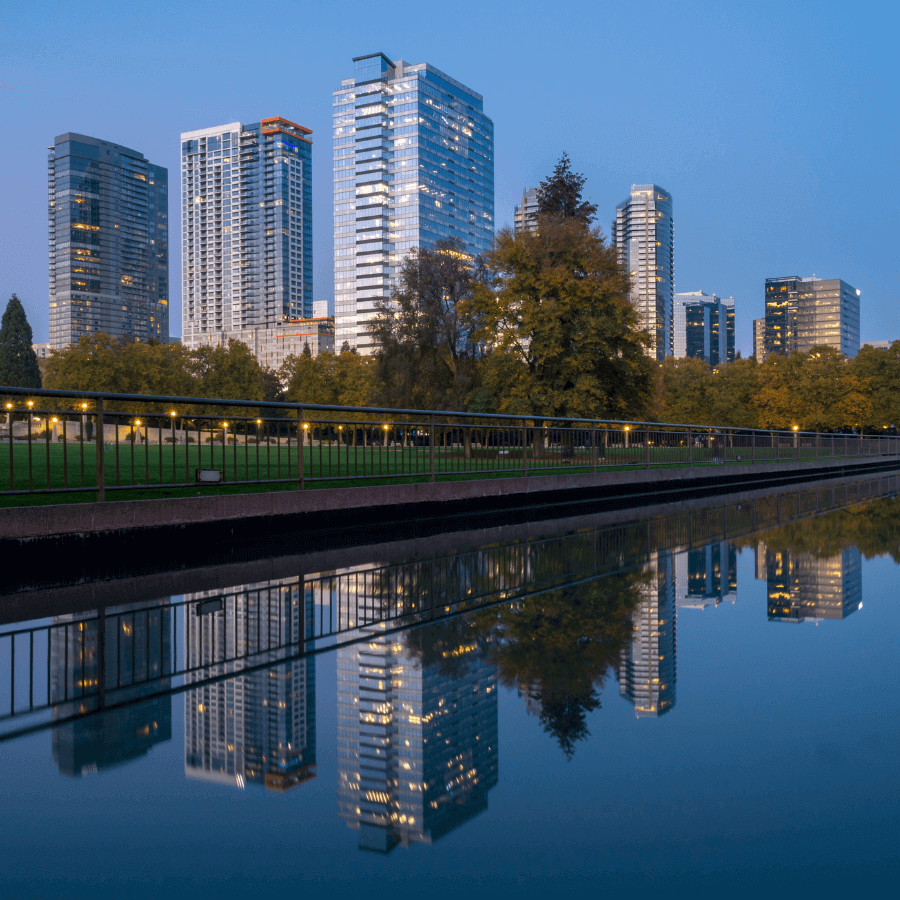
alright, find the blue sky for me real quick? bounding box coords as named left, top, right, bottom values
left=1, top=0, right=895, bottom=355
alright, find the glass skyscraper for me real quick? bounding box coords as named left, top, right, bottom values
left=333, top=53, right=494, bottom=353
left=673, top=291, right=735, bottom=365
left=612, top=184, right=674, bottom=360
left=764, top=276, right=860, bottom=359
left=180, top=118, right=313, bottom=351
left=48, top=134, right=168, bottom=349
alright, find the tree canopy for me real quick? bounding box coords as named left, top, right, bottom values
left=0, top=295, right=41, bottom=388
left=471, top=217, right=653, bottom=420
left=370, top=238, right=484, bottom=411
left=536, top=153, right=598, bottom=225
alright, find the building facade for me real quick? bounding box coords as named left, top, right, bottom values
left=764, top=276, right=860, bottom=358
left=514, top=187, right=539, bottom=235
left=184, top=317, right=334, bottom=371
left=612, top=184, right=674, bottom=360
left=333, top=53, right=494, bottom=353
left=673, top=291, right=735, bottom=365
left=753, top=317, right=766, bottom=361
left=181, top=118, right=313, bottom=352
left=48, top=134, right=168, bottom=349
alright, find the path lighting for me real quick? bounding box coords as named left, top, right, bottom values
left=27, top=401, right=33, bottom=408
left=134, top=419, right=141, bottom=426
left=5, top=403, right=11, bottom=409
left=792, top=425, right=799, bottom=432
left=52, top=417, right=58, bottom=423
left=170, top=410, right=176, bottom=417
left=222, top=422, right=227, bottom=428
left=81, top=403, right=87, bottom=410
left=257, top=418, right=262, bottom=425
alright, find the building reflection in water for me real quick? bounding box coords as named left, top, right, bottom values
left=337, top=620, right=498, bottom=853
left=675, top=541, right=737, bottom=611
left=756, top=542, right=862, bottom=623
left=183, top=579, right=315, bottom=792
left=50, top=601, right=172, bottom=778
left=618, top=551, right=676, bottom=718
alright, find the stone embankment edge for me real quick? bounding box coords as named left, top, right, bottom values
left=2, top=456, right=898, bottom=541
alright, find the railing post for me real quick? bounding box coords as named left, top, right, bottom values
left=646, top=428, right=651, bottom=469
left=752, top=429, right=756, bottom=464
left=297, top=408, right=304, bottom=490
left=688, top=428, right=692, bottom=467
left=723, top=430, right=728, bottom=464
left=522, top=418, right=528, bottom=478
left=95, top=396, right=105, bottom=502
left=592, top=422, right=597, bottom=474
left=429, top=414, right=436, bottom=483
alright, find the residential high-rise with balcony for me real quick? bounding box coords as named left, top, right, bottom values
left=764, top=276, right=860, bottom=358
left=180, top=118, right=313, bottom=351
left=333, top=53, right=494, bottom=353
left=48, top=134, right=168, bottom=348
left=612, top=184, right=674, bottom=360
left=514, top=186, right=539, bottom=235
left=673, top=291, right=735, bottom=365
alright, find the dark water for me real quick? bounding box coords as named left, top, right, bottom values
left=1, top=477, right=899, bottom=897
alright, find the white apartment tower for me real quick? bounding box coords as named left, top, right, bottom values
left=612, top=184, right=674, bottom=360
left=180, top=118, right=313, bottom=350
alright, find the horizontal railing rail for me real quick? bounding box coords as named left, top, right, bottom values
left=1, top=385, right=898, bottom=503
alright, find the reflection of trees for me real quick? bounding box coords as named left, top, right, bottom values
left=472, top=571, right=645, bottom=758
left=735, top=495, right=900, bottom=563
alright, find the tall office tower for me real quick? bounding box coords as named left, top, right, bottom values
left=674, top=542, right=737, bottom=611
left=764, top=276, right=860, bottom=358
left=673, top=291, right=735, bottom=365
left=184, top=579, right=316, bottom=791
left=753, top=317, right=766, bottom=361
left=757, top=544, right=862, bottom=623
left=180, top=118, right=313, bottom=351
left=337, top=622, right=498, bottom=852
left=48, top=134, right=168, bottom=349
left=50, top=601, right=173, bottom=777
left=333, top=53, right=494, bottom=353
left=514, top=186, right=539, bottom=235
left=612, top=184, right=674, bottom=360
left=619, top=551, right=676, bottom=718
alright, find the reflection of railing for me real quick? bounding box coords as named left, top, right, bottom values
left=2, top=385, right=897, bottom=503
left=1, top=472, right=896, bottom=741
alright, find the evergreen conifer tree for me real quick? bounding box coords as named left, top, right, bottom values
left=536, top=153, right=597, bottom=224
left=0, top=295, right=42, bottom=388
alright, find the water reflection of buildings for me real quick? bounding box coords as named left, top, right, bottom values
left=756, top=542, right=862, bottom=623
left=337, top=623, right=498, bottom=853
left=50, top=602, right=172, bottom=777
left=619, top=551, right=676, bottom=718
left=675, top=542, right=737, bottom=611
left=184, top=579, right=316, bottom=792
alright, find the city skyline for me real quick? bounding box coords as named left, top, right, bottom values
left=2, top=2, right=894, bottom=358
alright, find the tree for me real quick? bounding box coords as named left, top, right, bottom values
left=189, top=338, right=267, bottom=415
left=0, top=295, right=42, bottom=388
left=852, top=342, right=900, bottom=431
left=472, top=217, right=653, bottom=420
left=754, top=347, right=871, bottom=432
left=536, top=153, right=597, bottom=225
left=370, top=238, right=484, bottom=411
left=657, top=357, right=714, bottom=425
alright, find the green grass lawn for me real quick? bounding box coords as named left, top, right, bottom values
left=0, top=438, right=862, bottom=507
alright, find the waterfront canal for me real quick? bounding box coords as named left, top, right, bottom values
left=1, top=475, right=898, bottom=895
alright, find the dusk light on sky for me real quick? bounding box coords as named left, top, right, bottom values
left=1, top=0, right=895, bottom=356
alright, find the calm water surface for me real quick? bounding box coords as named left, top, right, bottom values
left=1, top=479, right=898, bottom=897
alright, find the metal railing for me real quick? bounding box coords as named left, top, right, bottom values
left=2, top=385, right=898, bottom=503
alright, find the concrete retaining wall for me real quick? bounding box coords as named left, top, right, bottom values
left=2, top=454, right=898, bottom=541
